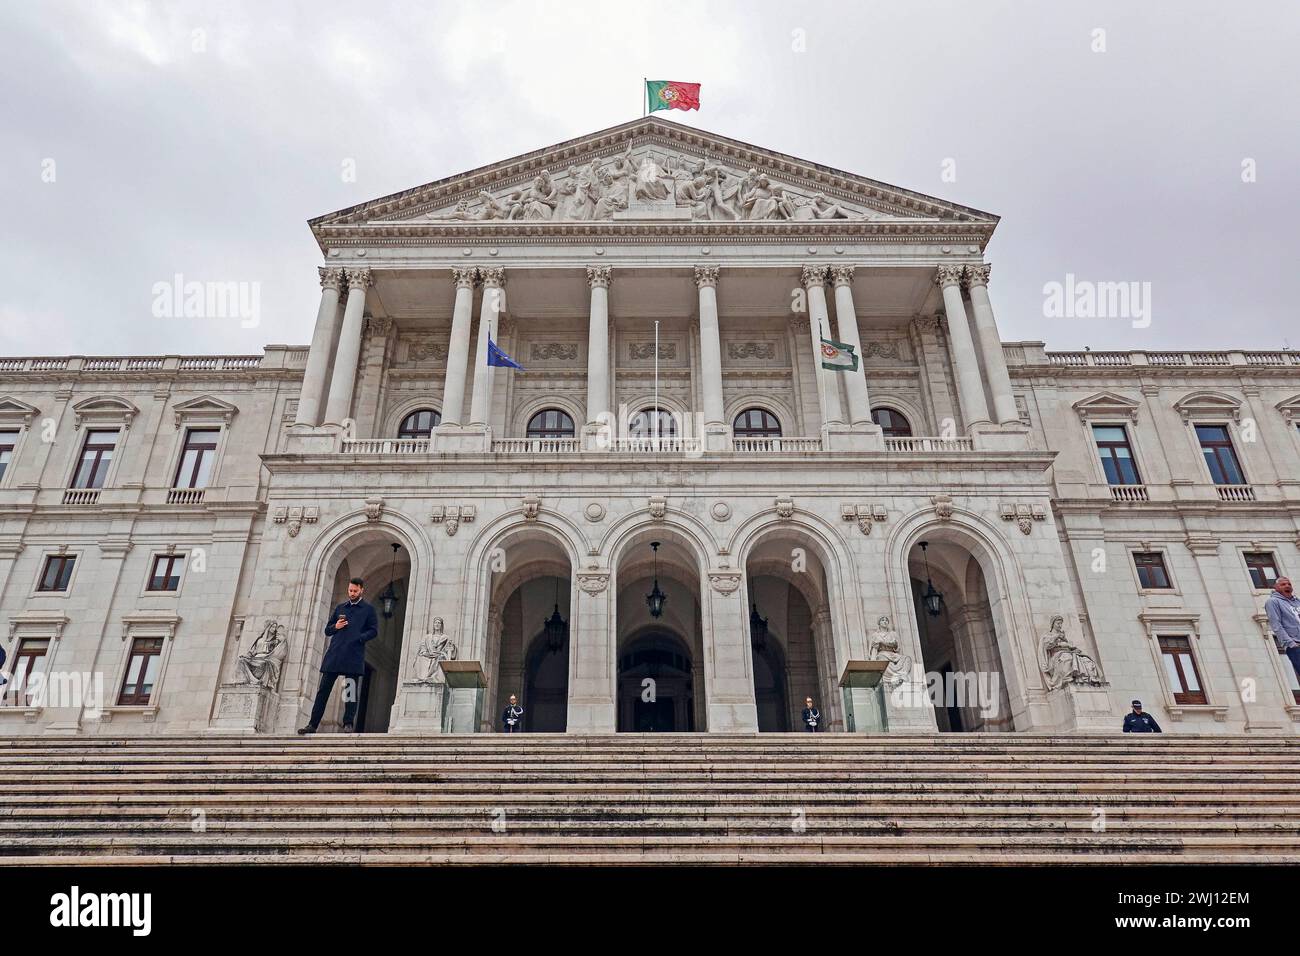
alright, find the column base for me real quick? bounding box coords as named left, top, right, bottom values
left=581, top=421, right=613, bottom=451
left=703, top=422, right=730, bottom=452
left=284, top=423, right=345, bottom=454
left=432, top=424, right=491, bottom=454
left=566, top=697, right=616, bottom=734
left=706, top=699, right=758, bottom=733
left=821, top=422, right=885, bottom=452
left=970, top=421, right=1031, bottom=452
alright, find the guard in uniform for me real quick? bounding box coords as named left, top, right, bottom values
left=1122, top=699, right=1162, bottom=733
left=801, top=696, right=821, bottom=732
left=502, top=694, right=524, bottom=733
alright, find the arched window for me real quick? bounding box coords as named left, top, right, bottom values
left=629, top=407, right=678, bottom=438
left=871, top=407, right=912, bottom=438
left=526, top=408, right=576, bottom=438
left=397, top=408, right=441, bottom=438
left=733, top=407, right=782, bottom=437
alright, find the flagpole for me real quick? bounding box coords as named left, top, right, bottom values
left=653, top=320, right=660, bottom=445
left=642, top=77, right=647, bottom=117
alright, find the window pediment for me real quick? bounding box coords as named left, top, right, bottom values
left=1275, top=394, right=1300, bottom=423
left=1173, top=390, right=1242, bottom=422
left=0, top=396, right=40, bottom=428
left=71, top=396, right=140, bottom=431
left=1072, top=391, right=1141, bottom=423
left=172, top=395, right=239, bottom=427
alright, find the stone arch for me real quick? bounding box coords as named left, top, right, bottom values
left=511, top=394, right=584, bottom=438
left=725, top=394, right=797, bottom=434
left=384, top=396, right=444, bottom=437
left=621, top=394, right=693, bottom=437
left=868, top=396, right=927, bottom=434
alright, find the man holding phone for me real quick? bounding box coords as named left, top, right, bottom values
left=298, top=577, right=379, bottom=734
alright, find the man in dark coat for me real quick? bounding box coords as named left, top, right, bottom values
left=502, top=694, right=523, bottom=733
left=801, top=696, right=821, bottom=732
left=298, top=577, right=379, bottom=734
left=1122, top=699, right=1162, bottom=733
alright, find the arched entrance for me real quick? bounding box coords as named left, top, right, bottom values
left=486, top=528, right=573, bottom=733
left=617, top=630, right=695, bottom=731
left=614, top=529, right=707, bottom=732
left=908, top=539, right=1014, bottom=732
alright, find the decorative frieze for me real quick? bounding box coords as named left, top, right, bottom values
left=1000, top=502, right=1046, bottom=535
left=727, top=341, right=777, bottom=361
left=529, top=343, right=580, bottom=362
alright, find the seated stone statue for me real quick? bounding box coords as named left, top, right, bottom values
left=1040, top=615, right=1105, bottom=689
left=235, top=620, right=288, bottom=689
left=869, top=615, right=914, bottom=689
left=411, top=617, right=458, bottom=684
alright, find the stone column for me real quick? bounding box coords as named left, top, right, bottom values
left=936, top=265, right=990, bottom=428
left=468, top=268, right=505, bottom=428
left=568, top=571, right=616, bottom=733
left=295, top=267, right=345, bottom=426
left=802, top=265, right=844, bottom=427
left=702, top=571, right=759, bottom=732
left=585, top=267, right=612, bottom=434
left=694, top=266, right=728, bottom=450
left=323, top=268, right=372, bottom=427
left=830, top=265, right=873, bottom=426
left=965, top=264, right=1019, bottom=424
left=439, top=267, right=478, bottom=426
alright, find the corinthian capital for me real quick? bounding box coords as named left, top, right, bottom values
left=478, top=267, right=506, bottom=288
left=451, top=267, right=478, bottom=289
left=344, top=268, right=373, bottom=291
left=830, top=265, right=856, bottom=288
left=934, top=265, right=964, bottom=289
left=318, top=266, right=345, bottom=291
left=694, top=265, right=719, bottom=289
left=964, top=263, right=992, bottom=288
left=587, top=266, right=612, bottom=290
left=800, top=264, right=828, bottom=288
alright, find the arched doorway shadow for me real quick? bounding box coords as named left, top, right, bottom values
left=617, top=629, right=696, bottom=732
left=522, top=626, right=569, bottom=732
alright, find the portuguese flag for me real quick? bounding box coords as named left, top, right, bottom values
left=646, top=80, right=701, bottom=113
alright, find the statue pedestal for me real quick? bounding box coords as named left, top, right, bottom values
left=1046, top=683, right=1115, bottom=732
left=839, top=661, right=889, bottom=733
left=388, top=680, right=446, bottom=735
left=210, top=682, right=277, bottom=734
left=440, top=661, right=486, bottom=734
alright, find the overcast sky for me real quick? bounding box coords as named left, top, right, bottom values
left=2, top=0, right=1296, bottom=357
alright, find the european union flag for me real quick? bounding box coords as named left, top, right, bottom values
left=487, top=338, right=523, bottom=370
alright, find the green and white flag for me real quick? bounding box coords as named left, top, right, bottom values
left=820, top=338, right=858, bottom=371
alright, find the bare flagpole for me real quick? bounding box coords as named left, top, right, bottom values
left=642, top=77, right=647, bottom=117
left=653, top=319, right=660, bottom=446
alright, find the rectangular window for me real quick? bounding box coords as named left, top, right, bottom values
left=118, top=637, right=164, bottom=706
left=173, top=428, right=219, bottom=489
left=1092, top=425, right=1141, bottom=485
left=0, top=429, right=18, bottom=482
left=1159, top=635, right=1207, bottom=705
left=37, top=555, right=75, bottom=592
left=1195, top=424, right=1245, bottom=485
left=147, top=554, right=183, bottom=592
left=5, top=638, right=50, bottom=707
left=1244, top=551, right=1280, bottom=590
left=1133, top=552, right=1172, bottom=590
left=71, top=429, right=117, bottom=489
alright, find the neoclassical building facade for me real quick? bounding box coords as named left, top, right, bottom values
left=2, top=118, right=1297, bottom=737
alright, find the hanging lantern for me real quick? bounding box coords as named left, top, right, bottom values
left=919, top=540, right=944, bottom=618
left=379, top=542, right=401, bottom=619
left=749, top=603, right=768, bottom=653
left=543, top=577, right=567, bottom=653
left=646, top=541, right=667, bottom=619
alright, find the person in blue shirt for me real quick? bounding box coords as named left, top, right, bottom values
left=801, top=696, right=821, bottom=732
left=298, top=577, right=379, bottom=734
left=1265, top=577, right=1300, bottom=682
left=1122, top=700, right=1162, bottom=733
left=502, top=694, right=524, bottom=733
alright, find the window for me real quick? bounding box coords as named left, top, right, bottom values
left=629, top=407, right=678, bottom=438
left=872, top=407, right=913, bottom=438
left=1134, top=552, right=1172, bottom=590
left=118, top=637, right=164, bottom=706
left=1092, top=425, right=1141, bottom=485
left=733, top=408, right=782, bottom=437
left=5, top=638, right=50, bottom=707
left=1244, top=552, right=1280, bottom=590
left=397, top=409, right=441, bottom=439
left=173, top=428, right=219, bottom=489
left=1158, top=636, right=1207, bottom=705
left=71, top=429, right=117, bottom=489
left=0, top=429, right=17, bottom=482
left=526, top=409, right=576, bottom=438
left=147, top=554, right=184, bottom=592
left=1195, top=424, right=1245, bottom=485
left=37, top=555, right=75, bottom=593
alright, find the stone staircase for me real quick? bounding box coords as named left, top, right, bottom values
left=1, top=733, right=1298, bottom=865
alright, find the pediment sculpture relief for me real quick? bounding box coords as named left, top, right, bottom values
left=429, top=147, right=874, bottom=223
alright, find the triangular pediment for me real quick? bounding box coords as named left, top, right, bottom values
left=1276, top=394, right=1300, bottom=422
left=310, top=118, right=997, bottom=247
left=0, top=396, right=40, bottom=426
left=172, top=395, right=239, bottom=426
left=1073, top=391, right=1141, bottom=422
